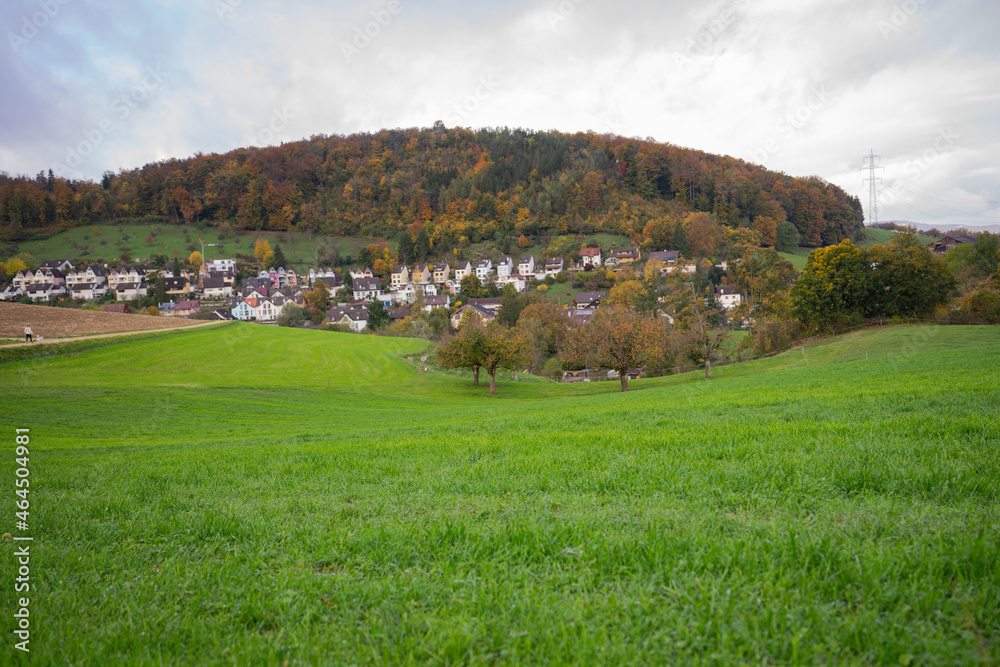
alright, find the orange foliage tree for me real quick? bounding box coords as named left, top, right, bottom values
left=560, top=306, right=670, bottom=392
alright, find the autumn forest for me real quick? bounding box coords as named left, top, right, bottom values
left=0, top=125, right=864, bottom=254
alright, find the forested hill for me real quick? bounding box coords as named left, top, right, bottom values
left=0, top=125, right=863, bottom=251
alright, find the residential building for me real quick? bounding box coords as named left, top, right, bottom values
left=422, top=295, right=451, bottom=312
left=175, top=300, right=201, bottom=317
left=69, top=282, right=107, bottom=300
left=453, top=261, right=472, bottom=281
left=450, top=303, right=496, bottom=328
left=1, top=284, right=23, bottom=301
left=468, top=297, right=502, bottom=312
left=580, top=247, right=602, bottom=268
left=232, top=300, right=255, bottom=321
left=574, top=291, right=606, bottom=310
left=518, top=255, right=535, bottom=275
left=115, top=282, right=148, bottom=301
left=496, top=257, right=514, bottom=280
left=544, top=257, right=564, bottom=275
left=201, top=277, right=232, bottom=299
left=163, top=277, right=191, bottom=298
left=207, top=259, right=236, bottom=273
left=715, top=285, right=742, bottom=310
left=934, top=234, right=977, bottom=254
left=353, top=277, right=383, bottom=302
left=432, top=263, right=451, bottom=284
left=475, top=259, right=493, bottom=281
left=648, top=250, right=679, bottom=264
left=40, top=259, right=74, bottom=273
left=606, top=247, right=640, bottom=266
left=26, top=283, right=64, bottom=302
left=391, top=265, right=410, bottom=290
left=350, top=267, right=375, bottom=281
left=411, top=264, right=432, bottom=285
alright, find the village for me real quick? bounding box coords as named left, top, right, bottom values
left=0, top=242, right=757, bottom=331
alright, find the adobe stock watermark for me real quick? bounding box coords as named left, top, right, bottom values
left=214, top=0, right=242, bottom=20
left=444, top=75, right=500, bottom=126
left=879, top=126, right=959, bottom=208
left=877, top=0, right=927, bottom=39
left=545, top=0, right=587, bottom=32
left=53, top=66, right=168, bottom=175
left=245, top=106, right=296, bottom=146
left=8, top=0, right=73, bottom=54
left=749, top=84, right=834, bottom=165
left=674, top=0, right=748, bottom=73
left=341, top=0, right=403, bottom=64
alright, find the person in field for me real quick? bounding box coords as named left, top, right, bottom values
left=24, top=326, right=33, bottom=343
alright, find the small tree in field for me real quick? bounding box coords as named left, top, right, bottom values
left=561, top=306, right=669, bottom=392
left=436, top=314, right=488, bottom=387
left=276, top=302, right=305, bottom=327
left=479, top=322, right=530, bottom=395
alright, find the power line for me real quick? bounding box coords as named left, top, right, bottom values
left=862, top=150, right=884, bottom=226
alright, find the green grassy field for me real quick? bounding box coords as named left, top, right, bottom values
left=1, top=324, right=998, bottom=664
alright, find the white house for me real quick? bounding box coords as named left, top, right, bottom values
left=40, top=259, right=74, bottom=273
left=208, top=259, right=236, bottom=273
left=544, top=257, right=564, bottom=275
left=497, top=274, right=527, bottom=293
left=353, top=277, right=382, bottom=302
left=475, top=258, right=493, bottom=281
left=518, top=255, right=535, bottom=275
left=254, top=298, right=278, bottom=322
left=496, top=256, right=514, bottom=280
left=422, top=295, right=451, bottom=312
left=232, top=300, right=255, bottom=321
left=201, top=277, right=233, bottom=299
left=715, top=285, right=742, bottom=310
left=26, top=283, right=65, bottom=302
left=115, top=282, right=148, bottom=301
left=1, top=284, right=23, bottom=301
left=69, top=283, right=107, bottom=300
left=580, top=247, right=602, bottom=268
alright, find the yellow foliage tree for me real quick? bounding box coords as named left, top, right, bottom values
left=644, top=259, right=664, bottom=283
left=254, top=239, right=272, bottom=264
left=188, top=251, right=203, bottom=267
left=609, top=280, right=644, bottom=309
left=5, top=258, right=27, bottom=276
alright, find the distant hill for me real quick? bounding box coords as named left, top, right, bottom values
left=882, top=220, right=1000, bottom=235
left=1, top=126, right=863, bottom=252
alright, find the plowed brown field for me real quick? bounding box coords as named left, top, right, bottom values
left=0, top=302, right=207, bottom=339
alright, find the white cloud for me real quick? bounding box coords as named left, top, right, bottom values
left=1, top=0, right=997, bottom=227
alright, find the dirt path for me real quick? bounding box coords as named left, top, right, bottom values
left=1, top=320, right=226, bottom=348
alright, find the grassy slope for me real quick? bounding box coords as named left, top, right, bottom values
left=1, top=324, right=998, bottom=664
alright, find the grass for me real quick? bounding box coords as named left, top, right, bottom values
left=1, top=323, right=998, bottom=664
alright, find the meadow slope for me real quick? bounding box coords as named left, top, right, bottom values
left=1, top=324, right=998, bottom=665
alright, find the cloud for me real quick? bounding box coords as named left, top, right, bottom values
left=1, top=0, right=997, bottom=227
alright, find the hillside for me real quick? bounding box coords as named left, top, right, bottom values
left=1, top=126, right=864, bottom=256
left=1, top=323, right=997, bottom=663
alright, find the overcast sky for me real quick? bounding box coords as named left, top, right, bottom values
left=2, top=0, right=998, bottom=228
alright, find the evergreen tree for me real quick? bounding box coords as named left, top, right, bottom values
left=367, top=299, right=390, bottom=331
left=415, top=230, right=431, bottom=261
